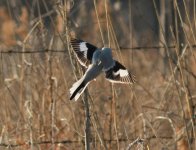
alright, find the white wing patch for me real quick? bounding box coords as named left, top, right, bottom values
left=79, top=42, right=88, bottom=51
left=119, top=69, right=129, bottom=77
left=79, top=42, right=88, bottom=58
left=113, top=69, right=129, bottom=77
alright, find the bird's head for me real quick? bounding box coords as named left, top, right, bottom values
left=101, top=47, right=111, bottom=51
left=101, top=47, right=112, bottom=55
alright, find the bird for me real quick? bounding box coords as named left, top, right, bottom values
left=69, top=38, right=135, bottom=101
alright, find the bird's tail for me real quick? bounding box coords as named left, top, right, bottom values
left=69, top=78, right=88, bottom=101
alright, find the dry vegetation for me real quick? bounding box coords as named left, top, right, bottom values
left=0, top=0, right=196, bottom=150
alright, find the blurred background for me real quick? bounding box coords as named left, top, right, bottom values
left=0, top=0, right=196, bottom=149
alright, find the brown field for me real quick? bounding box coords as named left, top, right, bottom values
left=0, top=0, right=196, bottom=150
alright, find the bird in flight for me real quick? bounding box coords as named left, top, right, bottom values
left=69, top=38, right=135, bottom=101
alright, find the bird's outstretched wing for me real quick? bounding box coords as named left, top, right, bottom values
left=105, top=60, right=136, bottom=84
left=70, top=38, right=98, bottom=68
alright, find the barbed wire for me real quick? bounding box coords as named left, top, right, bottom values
left=0, top=49, right=64, bottom=54
left=0, top=44, right=195, bottom=54
left=0, top=136, right=172, bottom=148
left=120, top=44, right=196, bottom=50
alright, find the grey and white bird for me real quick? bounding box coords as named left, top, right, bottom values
left=69, top=38, right=135, bottom=101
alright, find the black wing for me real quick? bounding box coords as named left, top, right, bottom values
left=105, top=60, right=136, bottom=84
left=70, top=38, right=98, bottom=68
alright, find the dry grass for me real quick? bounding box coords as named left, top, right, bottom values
left=0, top=0, right=196, bottom=150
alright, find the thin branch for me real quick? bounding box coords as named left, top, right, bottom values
left=84, top=89, right=91, bottom=150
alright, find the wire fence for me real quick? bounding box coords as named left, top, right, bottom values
left=0, top=44, right=196, bottom=54
left=0, top=136, right=172, bottom=148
